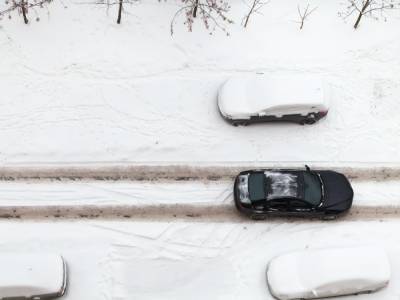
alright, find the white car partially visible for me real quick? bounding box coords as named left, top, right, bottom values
left=266, top=246, right=390, bottom=300
left=218, top=74, right=329, bottom=126
left=0, top=253, right=67, bottom=299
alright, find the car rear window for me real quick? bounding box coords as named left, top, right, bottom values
left=303, top=172, right=322, bottom=206
left=248, top=173, right=266, bottom=201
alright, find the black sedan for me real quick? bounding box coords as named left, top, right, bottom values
left=234, top=166, right=353, bottom=220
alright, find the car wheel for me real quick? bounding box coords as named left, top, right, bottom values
left=322, top=214, right=337, bottom=221
left=304, top=113, right=317, bottom=125
left=251, top=214, right=267, bottom=221
left=306, top=114, right=317, bottom=125
left=232, top=121, right=248, bottom=127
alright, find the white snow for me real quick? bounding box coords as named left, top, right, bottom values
left=1, top=1, right=400, bottom=299
left=264, top=171, right=298, bottom=200
left=0, top=220, right=399, bottom=300
left=0, top=0, right=399, bottom=164
left=0, top=179, right=398, bottom=208
left=267, top=246, right=390, bottom=300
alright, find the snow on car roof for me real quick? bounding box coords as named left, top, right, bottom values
left=267, top=246, right=391, bottom=300
left=264, top=171, right=298, bottom=200
left=246, top=75, right=325, bottom=112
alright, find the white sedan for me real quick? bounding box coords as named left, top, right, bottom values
left=0, top=253, right=67, bottom=299
left=266, top=246, right=390, bottom=300
left=217, top=75, right=329, bottom=126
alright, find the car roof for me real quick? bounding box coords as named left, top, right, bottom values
left=246, top=75, right=325, bottom=112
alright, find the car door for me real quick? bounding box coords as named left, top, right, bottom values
left=288, top=199, right=313, bottom=216
left=263, top=105, right=308, bottom=123
left=267, top=199, right=289, bottom=216
left=250, top=111, right=273, bottom=123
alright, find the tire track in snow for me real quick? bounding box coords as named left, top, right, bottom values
left=0, top=204, right=399, bottom=221
left=1, top=164, right=400, bottom=181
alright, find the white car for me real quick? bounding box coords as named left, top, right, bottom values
left=0, top=253, right=67, bottom=299
left=218, top=75, right=329, bottom=126
left=266, top=246, right=390, bottom=300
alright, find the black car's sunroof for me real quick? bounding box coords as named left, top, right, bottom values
left=248, top=173, right=266, bottom=201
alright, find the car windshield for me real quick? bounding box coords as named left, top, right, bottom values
left=303, top=172, right=322, bottom=206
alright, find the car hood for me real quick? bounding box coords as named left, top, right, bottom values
left=319, top=171, right=353, bottom=211
left=217, top=77, right=254, bottom=119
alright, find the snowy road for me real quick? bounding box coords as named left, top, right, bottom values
left=0, top=179, right=398, bottom=220
left=3, top=219, right=400, bottom=300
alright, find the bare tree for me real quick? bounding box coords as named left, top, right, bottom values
left=296, top=3, right=317, bottom=29
left=170, top=0, right=233, bottom=35
left=117, top=0, right=123, bottom=23
left=242, top=0, right=269, bottom=28
left=0, top=0, right=53, bottom=24
left=89, top=0, right=138, bottom=24
left=339, top=0, right=400, bottom=29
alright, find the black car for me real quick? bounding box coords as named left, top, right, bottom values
left=234, top=166, right=353, bottom=220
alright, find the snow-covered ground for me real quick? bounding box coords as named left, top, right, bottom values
left=1, top=0, right=400, bottom=164
left=0, top=179, right=398, bottom=221
left=1, top=1, right=400, bottom=299
left=0, top=179, right=399, bottom=208
left=2, top=219, right=400, bottom=300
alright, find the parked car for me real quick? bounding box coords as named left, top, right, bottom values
left=266, top=246, right=391, bottom=300
left=234, top=166, right=353, bottom=220
left=0, top=253, right=67, bottom=299
left=218, top=75, right=329, bottom=125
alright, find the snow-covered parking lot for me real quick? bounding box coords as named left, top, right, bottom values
left=1, top=0, right=400, bottom=165
left=3, top=219, right=400, bottom=300
left=1, top=0, right=400, bottom=299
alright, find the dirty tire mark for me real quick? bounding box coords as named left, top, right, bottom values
left=0, top=204, right=399, bottom=222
